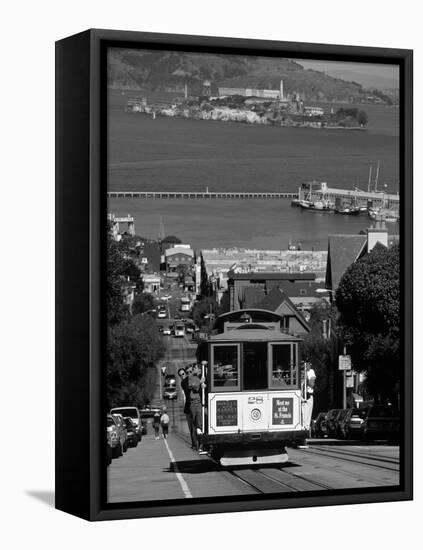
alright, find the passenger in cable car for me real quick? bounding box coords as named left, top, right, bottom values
left=272, top=366, right=289, bottom=387
left=213, top=360, right=238, bottom=387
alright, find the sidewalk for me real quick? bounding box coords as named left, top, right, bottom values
left=107, top=430, right=205, bottom=503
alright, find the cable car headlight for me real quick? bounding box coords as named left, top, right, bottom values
left=251, top=408, right=261, bottom=421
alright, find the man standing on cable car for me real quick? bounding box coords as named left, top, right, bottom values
left=178, top=365, right=196, bottom=449
left=187, top=363, right=207, bottom=454
left=302, top=361, right=316, bottom=436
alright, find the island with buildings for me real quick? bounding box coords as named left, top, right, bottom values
left=125, top=79, right=368, bottom=130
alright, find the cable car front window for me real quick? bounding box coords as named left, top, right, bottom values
left=243, top=342, right=268, bottom=391
left=211, top=344, right=240, bottom=391
left=270, top=344, right=297, bottom=388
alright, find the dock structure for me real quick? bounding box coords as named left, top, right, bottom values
left=107, top=187, right=400, bottom=207
left=298, top=182, right=400, bottom=208
left=107, top=191, right=298, bottom=199
left=108, top=213, right=135, bottom=237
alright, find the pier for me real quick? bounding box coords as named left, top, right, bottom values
left=300, top=185, right=400, bottom=208
left=107, top=191, right=298, bottom=199
left=107, top=188, right=400, bottom=207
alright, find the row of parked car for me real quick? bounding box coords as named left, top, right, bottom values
left=311, top=405, right=400, bottom=442
left=107, top=407, right=143, bottom=465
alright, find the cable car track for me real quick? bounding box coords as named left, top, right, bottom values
left=226, top=466, right=333, bottom=494
left=296, top=446, right=399, bottom=472
left=174, top=432, right=398, bottom=494
left=308, top=444, right=399, bottom=465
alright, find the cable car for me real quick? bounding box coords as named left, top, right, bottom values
left=196, top=309, right=307, bottom=466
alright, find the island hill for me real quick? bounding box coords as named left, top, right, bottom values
left=125, top=86, right=369, bottom=130
left=109, top=50, right=376, bottom=128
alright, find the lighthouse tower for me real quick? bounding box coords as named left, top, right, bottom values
left=202, top=80, right=211, bottom=97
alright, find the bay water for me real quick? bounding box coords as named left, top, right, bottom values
left=108, top=88, right=399, bottom=250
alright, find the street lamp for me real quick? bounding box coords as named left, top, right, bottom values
left=141, top=308, right=156, bottom=316
left=316, top=288, right=335, bottom=295
left=316, top=288, right=336, bottom=305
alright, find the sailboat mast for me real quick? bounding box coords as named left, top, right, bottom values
left=375, top=161, right=380, bottom=192
left=368, top=165, right=372, bottom=193
left=158, top=216, right=165, bottom=242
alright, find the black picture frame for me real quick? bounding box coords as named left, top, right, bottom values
left=55, top=28, right=413, bottom=521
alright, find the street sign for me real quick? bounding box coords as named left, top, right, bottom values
left=338, top=355, right=351, bottom=371
left=346, top=377, right=354, bottom=388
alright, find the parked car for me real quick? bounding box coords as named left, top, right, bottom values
left=326, top=409, right=343, bottom=438
left=340, top=408, right=368, bottom=439
left=164, top=374, right=176, bottom=386
left=360, top=405, right=400, bottom=442
left=163, top=386, right=177, bottom=400
left=111, top=413, right=128, bottom=452
left=140, top=408, right=161, bottom=435
left=158, top=310, right=167, bottom=319
left=107, top=414, right=121, bottom=458
left=174, top=323, right=185, bottom=337
left=311, top=412, right=328, bottom=438
left=110, top=406, right=142, bottom=441
left=162, top=326, right=172, bottom=336
left=124, top=417, right=138, bottom=447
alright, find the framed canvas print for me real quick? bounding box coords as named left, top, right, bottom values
left=55, top=29, right=413, bottom=521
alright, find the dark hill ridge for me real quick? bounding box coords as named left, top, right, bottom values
left=108, top=49, right=365, bottom=102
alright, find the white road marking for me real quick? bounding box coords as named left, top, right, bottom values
left=163, top=438, right=193, bottom=498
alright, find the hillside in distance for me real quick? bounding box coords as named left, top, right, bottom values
left=108, top=49, right=365, bottom=102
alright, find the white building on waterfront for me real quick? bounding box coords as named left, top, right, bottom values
left=218, top=79, right=284, bottom=100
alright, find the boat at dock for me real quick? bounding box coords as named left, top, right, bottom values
left=368, top=207, right=399, bottom=223
left=296, top=179, right=399, bottom=211
left=299, top=198, right=335, bottom=212
left=334, top=203, right=361, bottom=215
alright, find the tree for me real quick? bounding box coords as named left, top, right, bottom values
left=336, top=244, right=400, bottom=404
left=357, top=110, right=368, bottom=126
left=132, top=292, right=156, bottom=315
left=107, top=234, right=143, bottom=324
left=192, top=296, right=223, bottom=329
left=301, top=301, right=339, bottom=413
left=199, top=253, right=211, bottom=297
left=107, top=314, right=165, bottom=408
left=107, top=236, right=129, bottom=325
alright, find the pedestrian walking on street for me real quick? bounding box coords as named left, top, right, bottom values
left=160, top=407, right=170, bottom=439
left=188, top=363, right=207, bottom=454
left=153, top=411, right=161, bottom=440
left=178, top=366, right=196, bottom=448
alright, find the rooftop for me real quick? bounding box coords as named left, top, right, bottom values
left=229, top=271, right=316, bottom=281
left=325, top=234, right=368, bottom=289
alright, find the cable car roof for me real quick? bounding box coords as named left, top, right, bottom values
left=213, top=309, right=285, bottom=332
left=208, top=329, right=301, bottom=342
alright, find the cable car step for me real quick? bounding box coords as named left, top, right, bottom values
left=220, top=448, right=289, bottom=467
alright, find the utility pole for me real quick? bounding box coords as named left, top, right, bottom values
left=343, top=346, right=347, bottom=409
